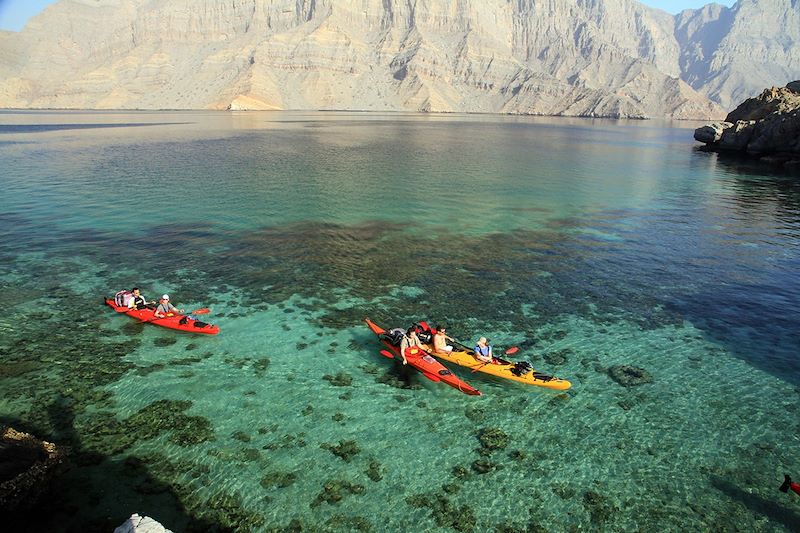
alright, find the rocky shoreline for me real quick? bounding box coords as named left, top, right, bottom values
left=694, top=81, right=800, bottom=169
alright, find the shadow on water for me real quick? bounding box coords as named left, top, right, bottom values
left=670, top=150, right=800, bottom=386
left=669, top=285, right=800, bottom=385
left=0, top=123, right=190, bottom=134
left=3, top=396, right=222, bottom=533
left=710, top=476, right=800, bottom=531
left=698, top=147, right=800, bottom=177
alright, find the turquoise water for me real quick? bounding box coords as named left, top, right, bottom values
left=1, top=110, right=799, bottom=532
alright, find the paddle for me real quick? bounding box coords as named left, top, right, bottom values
left=450, top=337, right=518, bottom=356
left=779, top=474, right=800, bottom=496
left=472, top=361, right=492, bottom=373
left=141, top=307, right=210, bottom=324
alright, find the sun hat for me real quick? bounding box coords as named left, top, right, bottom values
left=477, top=337, right=487, bottom=345
left=161, top=294, right=169, bottom=300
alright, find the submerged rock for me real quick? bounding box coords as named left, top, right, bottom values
left=477, top=427, right=510, bottom=452
left=323, top=372, right=353, bottom=387
left=259, top=470, right=297, bottom=489
left=311, top=479, right=365, bottom=507
left=320, top=439, right=361, bottom=462
left=407, top=492, right=477, bottom=532
left=366, top=460, right=383, bottom=482
left=694, top=82, right=800, bottom=167
left=607, top=365, right=653, bottom=387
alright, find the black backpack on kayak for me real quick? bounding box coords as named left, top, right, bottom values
left=511, top=361, right=533, bottom=376
left=385, top=328, right=405, bottom=346
left=413, top=322, right=433, bottom=344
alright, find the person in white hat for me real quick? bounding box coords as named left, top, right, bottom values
left=474, top=337, right=493, bottom=363
left=153, top=294, right=182, bottom=318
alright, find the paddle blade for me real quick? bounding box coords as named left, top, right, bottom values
left=504, top=346, right=519, bottom=355
left=379, top=350, right=395, bottom=360
left=471, top=363, right=487, bottom=373
left=191, top=308, right=210, bottom=315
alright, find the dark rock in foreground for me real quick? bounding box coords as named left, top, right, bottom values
left=0, top=426, right=68, bottom=514
left=694, top=82, right=800, bottom=168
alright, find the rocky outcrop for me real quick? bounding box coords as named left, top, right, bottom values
left=0, top=0, right=796, bottom=118
left=694, top=122, right=732, bottom=144
left=0, top=427, right=68, bottom=514
left=114, top=514, right=174, bottom=533
left=694, top=82, right=800, bottom=167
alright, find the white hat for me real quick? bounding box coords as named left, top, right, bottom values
left=477, top=337, right=487, bottom=345
left=161, top=294, right=170, bottom=300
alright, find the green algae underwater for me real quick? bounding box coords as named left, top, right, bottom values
left=1, top=111, right=800, bottom=532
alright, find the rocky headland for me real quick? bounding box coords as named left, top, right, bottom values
left=694, top=81, right=800, bottom=168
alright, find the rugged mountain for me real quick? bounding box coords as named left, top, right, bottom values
left=675, top=0, right=800, bottom=111
left=0, top=0, right=795, bottom=118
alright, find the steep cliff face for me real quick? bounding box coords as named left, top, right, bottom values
left=0, top=0, right=793, bottom=118
left=676, top=0, right=800, bottom=110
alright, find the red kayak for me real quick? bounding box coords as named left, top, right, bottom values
left=365, top=318, right=480, bottom=396
left=105, top=298, right=219, bottom=335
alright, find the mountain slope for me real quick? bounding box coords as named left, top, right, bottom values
left=0, top=0, right=794, bottom=118
left=675, top=0, right=800, bottom=110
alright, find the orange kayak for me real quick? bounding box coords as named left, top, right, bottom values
left=365, top=318, right=480, bottom=396
left=367, top=318, right=571, bottom=390
left=105, top=298, right=219, bottom=335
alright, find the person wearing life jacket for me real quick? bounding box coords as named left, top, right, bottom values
left=153, top=294, right=182, bottom=318
left=474, top=337, right=493, bottom=363
left=127, top=287, right=150, bottom=310
left=399, top=328, right=423, bottom=365
left=780, top=474, right=800, bottom=496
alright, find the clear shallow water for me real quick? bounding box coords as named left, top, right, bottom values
left=1, top=110, right=799, bottom=532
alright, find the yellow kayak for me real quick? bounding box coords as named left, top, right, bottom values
left=422, top=345, right=572, bottom=390
left=365, top=318, right=572, bottom=390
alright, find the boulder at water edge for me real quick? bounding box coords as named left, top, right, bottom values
left=114, top=513, right=174, bottom=533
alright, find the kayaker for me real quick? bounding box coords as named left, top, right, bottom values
left=128, top=287, right=150, bottom=310
left=153, top=294, right=182, bottom=318
left=399, top=328, right=423, bottom=365
left=474, top=337, right=493, bottom=363
left=433, top=325, right=454, bottom=355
